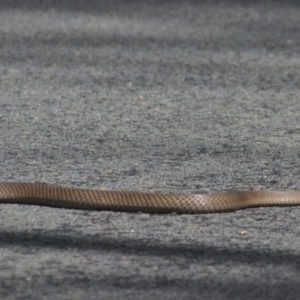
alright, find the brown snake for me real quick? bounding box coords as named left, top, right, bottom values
left=0, top=182, right=300, bottom=213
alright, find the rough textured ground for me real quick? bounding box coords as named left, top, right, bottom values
left=1, top=0, right=300, bottom=299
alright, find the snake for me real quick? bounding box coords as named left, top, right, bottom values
left=1, top=182, right=300, bottom=213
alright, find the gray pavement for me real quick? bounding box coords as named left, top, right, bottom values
left=1, top=0, right=300, bottom=299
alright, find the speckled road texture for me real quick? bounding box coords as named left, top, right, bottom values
left=1, top=0, right=300, bottom=299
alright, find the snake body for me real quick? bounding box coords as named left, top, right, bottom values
left=1, top=182, right=300, bottom=213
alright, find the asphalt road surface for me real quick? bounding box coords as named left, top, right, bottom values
left=1, top=1, right=300, bottom=299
